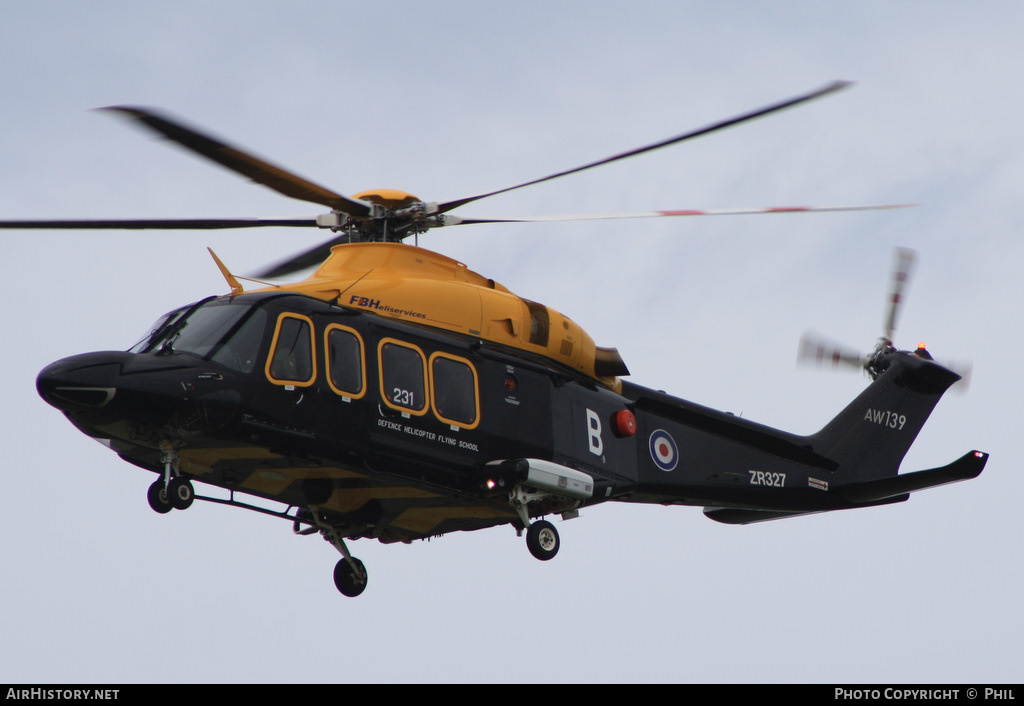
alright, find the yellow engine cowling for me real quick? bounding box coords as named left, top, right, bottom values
left=256, top=242, right=627, bottom=389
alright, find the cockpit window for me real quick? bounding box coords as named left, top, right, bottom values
left=210, top=308, right=267, bottom=373
left=129, top=299, right=267, bottom=373
left=168, top=303, right=253, bottom=358
left=129, top=307, right=190, bottom=354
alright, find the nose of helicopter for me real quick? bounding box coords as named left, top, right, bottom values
left=38, top=350, right=243, bottom=440
left=36, top=351, right=131, bottom=413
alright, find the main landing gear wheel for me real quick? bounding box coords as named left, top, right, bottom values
left=526, top=520, right=560, bottom=561
left=333, top=557, right=368, bottom=598
left=147, top=479, right=173, bottom=514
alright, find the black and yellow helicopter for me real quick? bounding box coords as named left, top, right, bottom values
left=3, top=82, right=986, bottom=597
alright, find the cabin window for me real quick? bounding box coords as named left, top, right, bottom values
left=325, top=325, right=365, bottom=398
left=378, top=339, right=428, bottom=415
left=266, top=313, right=316, bottom=386
left=430, top=353, right=479, bottom=429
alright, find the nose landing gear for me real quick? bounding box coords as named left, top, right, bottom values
left=146, top=445, right=195, bottom=513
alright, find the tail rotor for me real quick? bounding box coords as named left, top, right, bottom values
left=798, top=248, right=970, bottom=387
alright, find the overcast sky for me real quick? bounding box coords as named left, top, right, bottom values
left=2, top=1, right=1021, bottom=684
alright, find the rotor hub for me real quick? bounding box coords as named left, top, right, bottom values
left=350, top=189, right=422, bottom=209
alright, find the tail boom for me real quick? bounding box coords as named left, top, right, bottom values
left=620, top=351, right=985, bottom=522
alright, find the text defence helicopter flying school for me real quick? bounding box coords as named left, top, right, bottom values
left=3, top=82, right=986, bottom=597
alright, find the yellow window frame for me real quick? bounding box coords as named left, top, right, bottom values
left=428, top=352, right=480, bottom=430
left=377, top=338, right=429, bottom=416
left=265, top=313, right=317, bottom=387
left=324, top=324, right=366, bottom=399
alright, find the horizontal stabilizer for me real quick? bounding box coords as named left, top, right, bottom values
left=703, top=451, right=987, bottom=525
left=841, top=450, right=988, bottom=503
left=702, top=496, right=909, bottom=525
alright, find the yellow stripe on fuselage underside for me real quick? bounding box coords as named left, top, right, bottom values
left=179, top=447, right=282, bottom=476
left=178, top=448, right=500, bottom=531
left=237, top=466, right=443, bottom=513
left=390, top=506, right=516, bottom=534
left=239, top=465, right=369, bottom=496
left=323, top=486, right=443, bottom=513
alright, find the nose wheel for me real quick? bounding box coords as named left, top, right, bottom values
left=146, top=445, right=194, bottom=513
left=147, top=477, right=195, bottom=512
left=147, top=479, right=173, bottom=514
left=168, top=477, right=195, bottom=509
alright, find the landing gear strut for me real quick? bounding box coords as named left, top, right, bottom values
left=316, top=519, right=368, bottom=598
left=510, top=484, right=563, bottom=561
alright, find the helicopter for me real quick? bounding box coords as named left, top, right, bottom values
left=3, top=81, right=986, bottom=597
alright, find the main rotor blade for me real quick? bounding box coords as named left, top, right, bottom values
left=101, top=106, right=373, bottom=217
left=0, top=218, right=318, bottom=230
left=438, top=203, right=910, bottom=227
left=883, top=247, right=916, bottom=341
left=436, top=80, right=852, bottom=215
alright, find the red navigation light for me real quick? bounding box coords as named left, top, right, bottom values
left=613, top=409, right=637, bottom=437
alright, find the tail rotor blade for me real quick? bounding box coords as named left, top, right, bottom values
left=949, top=361, right=972, bottom=392
left=797, top=333, right=864, bottom=371
left=938, top=356, right=972, bottom=393
left=883, top=247, right=917, bottom=342
left=799, top=248, right=972, bottom=392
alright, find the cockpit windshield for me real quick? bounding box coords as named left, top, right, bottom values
left=129, top=307, right=191, bottom=354
left=129, top=298, right=267, bottom=373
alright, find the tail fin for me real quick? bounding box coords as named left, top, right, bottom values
left=806, top=350, right=961, bottom=482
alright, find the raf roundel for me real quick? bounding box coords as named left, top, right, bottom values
left=649, top=430, right=679, bottom=472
